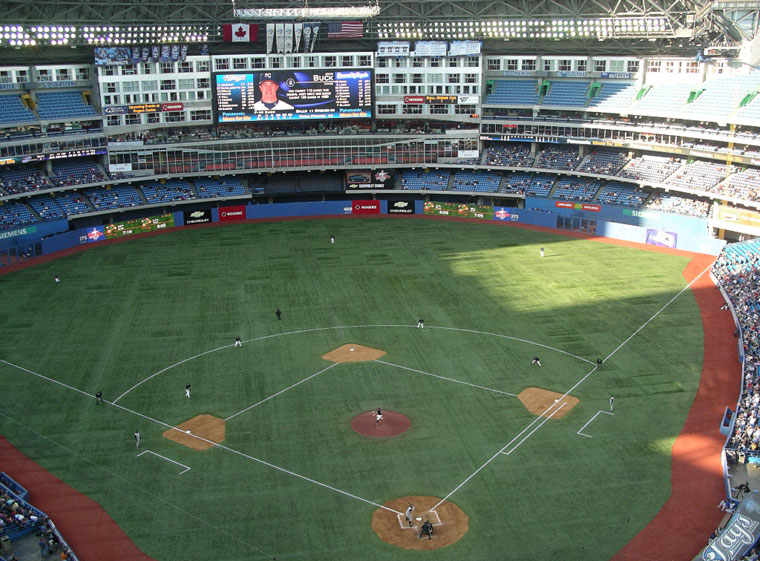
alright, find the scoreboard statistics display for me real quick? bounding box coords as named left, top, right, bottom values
left=104, top=214, right=174, bottom=239
left=213, top=69, right=373, bottom=122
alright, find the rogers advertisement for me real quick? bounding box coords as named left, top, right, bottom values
left=219, top=205, right=246, bottom=222
left=351, top=200, right=380, bottom=215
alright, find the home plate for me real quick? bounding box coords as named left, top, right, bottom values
left=416, top=517, right=422, bottom=521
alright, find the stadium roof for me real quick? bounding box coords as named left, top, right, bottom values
left=2, top=0, right=756, bottom=57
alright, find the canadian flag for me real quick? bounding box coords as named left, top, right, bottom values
left=222, top=23, right=258, bottom=42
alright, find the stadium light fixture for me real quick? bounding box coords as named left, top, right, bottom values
left=235, top=5, right=379, bottom=19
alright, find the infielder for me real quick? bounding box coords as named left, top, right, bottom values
left=185, top=384, right=191, bottom=398
left=234, top=336, right=242, bottom=348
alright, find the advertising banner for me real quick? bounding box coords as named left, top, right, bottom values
left=388, top=200, right=415, bottom=214
left=104, top=214, right=174, bottom=239
left=345, top=169, right=395, bottom=190
left=493, top=207, right=520, bottom=222
left=715, top=206, right=760, bottom=228
left=448, top=40, right=481, bottom=56
left=554, top=201, right=601, bottom=212
left=423, top=201, right=493, bottom=219
left=695, top=494, right=760, bottom=561
left=184, top=209, right=212, bottom=225
left=377, top=41, right=410, bottom=57
left=219, top=205, right=246, bottom=222
left=78, top=226, right=105, bottom=244
left=415, top=41, right=447, bottom=57
left=645, top=228, right=677, bottom=248
left=405, top=95, right=480, bottom=105
left=351, top=200, right=380, bottom=215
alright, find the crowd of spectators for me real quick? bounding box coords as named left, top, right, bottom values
left=0, top=169, right=49, bottom=195
left=712, top=242, right=760, bottom=455
left=534, top=146, right=582, bottom=170
left=50, top=163, right=107, bottom=188
left=577, top=149, right=629, bottom=175
left=0, top=490, right=41, bottom=534
left=645, top=194, right=711, bottom=218
left=482, top=144, right=535, bottom=167
left=107, top=121, right=478, bottom=146
left=619, top=156, right=682, bottom=183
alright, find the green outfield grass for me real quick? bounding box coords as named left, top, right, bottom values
left=0, top=217, right=704, bottom=561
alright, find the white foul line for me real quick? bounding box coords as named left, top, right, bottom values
left=577, top=410, right=614, bottom=438
left=432, top=396, right=575, bottom=511
left=375, top=360, right=517, bottom=397
left=500, top=403, right=567, bottom=456
left=0, top=411, right=278, bottom=560
left=604, top=262, right=712, bottom=363
left=138, top=450, right=191, bottom=474
left=432, top=262, right=713, bottom=508
left=0, top=359, right=401, bottom=517
left=226, top=363, right=339, bottom=421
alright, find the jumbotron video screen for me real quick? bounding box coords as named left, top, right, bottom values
left=213, top=69, right=373, bottom=122
left=104, top=214, right=174, bottom=239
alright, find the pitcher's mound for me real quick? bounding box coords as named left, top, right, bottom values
left=371, top=495, right=468, bottom=550
left=163, top=414, right=225, bottom=450
left=322, top=343, right=385, bottom=363
left=352, top=410, right=410, bottom=437
left=518, top=387, right=578, bottom=419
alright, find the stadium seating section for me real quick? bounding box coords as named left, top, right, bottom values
left=450, top=171, right=501, bottom=192
left=541, top=81, right=589, bottom=107
left=195, top=178, right=247, bottom=199
left=0, top=95, right=35, bottom=125
left=140, top=180, right=196, bottom=203
left=35, top=91, right=97, bottom=121
left=485, top=80, right=539, bottom=105
left=85, top=185, right=143, bottom=211
left=399, top=170, right=451, bottom=190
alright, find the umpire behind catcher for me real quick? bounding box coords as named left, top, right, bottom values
left=419, top=520, right=433, bottom=540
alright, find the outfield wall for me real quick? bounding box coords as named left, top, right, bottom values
left=8, top=198, right=722, bottom=264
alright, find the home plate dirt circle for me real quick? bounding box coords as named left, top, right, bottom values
left=351, top=410, right=410, bottom=437
left=371, top=495, right=468, bottom=550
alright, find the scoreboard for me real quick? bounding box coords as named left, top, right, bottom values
left=213, top=69, right=373, bottom=122
left=104, top=214, right=174, bottom=239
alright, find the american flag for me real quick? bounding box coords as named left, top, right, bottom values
left=327, top=22, right=363, bottom=38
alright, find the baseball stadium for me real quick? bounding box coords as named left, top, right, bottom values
left=0, top=0, right=759, bottom=560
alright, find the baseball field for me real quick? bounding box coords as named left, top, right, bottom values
left=0, top=216, right=722, bottom=560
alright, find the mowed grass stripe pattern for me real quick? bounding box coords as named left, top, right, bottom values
left=0, top=218, right=702, bottom=561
